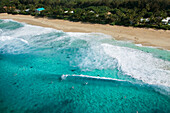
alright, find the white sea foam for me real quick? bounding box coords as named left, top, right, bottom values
left=1, top=19, right=14, bottom=23
left=70, top=36, right=170, bottom=92
left=0, top=29, right=2, bottom=33
left=61, top=74, right=68, bottom=80
left=135, top=44, right=143, bottom=47
left=67, top=32, right=118, bottom=71
left=0, top=36, right=29, bottom=54
left=67, top=32, right=112, bottom=41
left=135, top=43, right=161, bottom=49
left=6, top=24, right=56, bottom=39
left=61, top=74, right=126, bottom=82
left=74, top=45, right=118, bottom=71
left=0, top=36, right=28, bottom=44
left=0, top=36, right=14, bottom=41
left=102, top=43, right=170, bottom=90
left=66, top=32, right=170, bottom=93
left=1, top=19, right=170, bottom=93
left=0, top=20, right=63, bottom=53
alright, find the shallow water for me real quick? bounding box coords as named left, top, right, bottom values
left=0, top=19, right=170, bottom=113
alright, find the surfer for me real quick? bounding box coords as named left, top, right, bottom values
left=60, top=75, right=68, bottom=81
left=84, top=82, right=88, bottom=85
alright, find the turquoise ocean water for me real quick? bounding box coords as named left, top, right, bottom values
left=0, top=19, right=170, bottom=113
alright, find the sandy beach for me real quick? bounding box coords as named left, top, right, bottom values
left=0, top=13, right=170, bottom=50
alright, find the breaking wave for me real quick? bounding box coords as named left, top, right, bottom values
left=0, top=19, right=170, bottom=94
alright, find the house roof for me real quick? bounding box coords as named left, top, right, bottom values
left=25, top=9, right=30, bottom=12
left=14, top=9, right=21, bottom=12
left=64, top=11, right=68, bottom=13
left=107, top=12, right=111, bottom=15
left=140, top=18, right=149, bottom=22
left=162, top=17, right=170, bottom=22
left=90, top=10, right=95, bottom=13
left=36, top=8, right=45, bottom=11
left=70, top=11, right=74, bottom=13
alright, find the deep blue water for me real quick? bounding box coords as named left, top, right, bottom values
left=0, top=19, right=170, bottom=113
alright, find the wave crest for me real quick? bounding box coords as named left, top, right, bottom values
left=0, top=36, right=29, bottom=54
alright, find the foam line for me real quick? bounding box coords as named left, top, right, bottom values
left=102, top=44, right=170, bottom=89
left=61, top=74, right=127, bottom=82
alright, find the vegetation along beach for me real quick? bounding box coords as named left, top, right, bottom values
left=0, top=0, right=170, bottom=113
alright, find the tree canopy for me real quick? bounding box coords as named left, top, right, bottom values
left=0, top=0, right=170, bottom=30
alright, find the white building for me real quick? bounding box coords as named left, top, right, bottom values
left=64, top=11, right=68, bottom=13
left=162, top=17, right=170, bottom=25
left=90, top=10, right=95, bottom=13
left=140, top=18, right=150, bottom=23
left=25, top=9, right=30, bottom=12
left=70, top=11, right=74, bottom=13
left=14, top=9, right=21, bottom=13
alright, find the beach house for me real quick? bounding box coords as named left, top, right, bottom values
left=90, top=10, right=95, bottom=13
left=35, top=8, right=45, bottom=14
left=14, top=9, right=21, bottom=13
left=140, top=18, right=150, bottom=23
left=107, top=12, right=112, bottom=15
left=64, top=11, right=68, bottom=14
left=162, top=17, right=170, bottom=25
left=3, top=6, right=15, bottom=12
left=25, top=9, right=30, bottom=12
left=70, top=11, right=74, bottom=14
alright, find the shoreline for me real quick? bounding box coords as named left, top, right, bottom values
left=0, top=13, right=170, bottom=50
